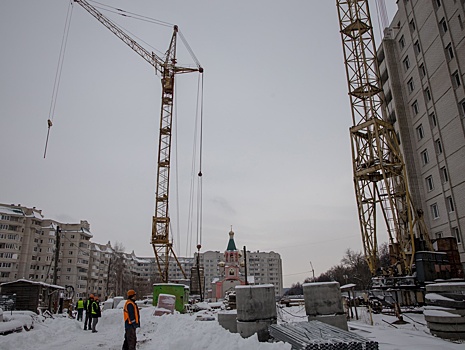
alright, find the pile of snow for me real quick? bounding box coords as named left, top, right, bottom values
left=0, top=306, right=464, bottom=349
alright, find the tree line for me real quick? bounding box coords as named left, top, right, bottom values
left=285, top=243, right=390, bottom=295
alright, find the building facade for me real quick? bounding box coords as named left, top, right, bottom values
left=199, top=229, right=284, bottom=298
left=378, top=0, right=465, bottom=267
left=1, top=204, right=284, bottom=300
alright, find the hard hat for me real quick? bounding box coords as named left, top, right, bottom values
left=127, top=289, right=136, bottom=298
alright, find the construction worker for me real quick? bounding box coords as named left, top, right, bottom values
left=122, top=290, right=140, bottom=350
left=84, top=294, right=94, bottom=330
left=91, top=295, right=101, bottom=333
left=75, top=297, right=84, bottom=321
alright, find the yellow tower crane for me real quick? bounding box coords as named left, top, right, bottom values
left=335, top=0, right=431, bottom=276
left=74, top=0, right=203, bottom=282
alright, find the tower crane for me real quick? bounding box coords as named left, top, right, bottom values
left=335, top=0, right=431, bottom=277
left=74, top=0, right=203, bottom=282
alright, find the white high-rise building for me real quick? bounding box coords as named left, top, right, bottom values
left=378, top=0, right=465, bottom=269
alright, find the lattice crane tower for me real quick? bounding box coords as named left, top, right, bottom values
left=335, top=0, right=431, bottom=275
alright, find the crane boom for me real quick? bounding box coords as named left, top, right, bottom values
left=74, top=0, right=203, bottom=283
left=74, top=0, right=163, bottom=73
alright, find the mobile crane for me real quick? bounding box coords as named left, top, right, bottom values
left=74, top=0, right=203, bottom=282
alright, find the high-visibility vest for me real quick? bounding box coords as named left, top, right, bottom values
left=123, top=299, right=139, bottom=325
left=77, top=300, right=84, bottom=309
left=91, top=301, right=99, bottom=315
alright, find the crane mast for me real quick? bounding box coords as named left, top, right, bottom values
left=74, top=0, right=202, bottom=282
left=335, top=0, right=431, bottom=276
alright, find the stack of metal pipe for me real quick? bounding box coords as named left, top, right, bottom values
left=269, top=320, right=378, bottom=350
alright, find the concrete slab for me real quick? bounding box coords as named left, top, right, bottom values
left=237, top=319, right=276, bottom=341
left=236, top=285, right=276, bottom=322
left=303, top=282, right=344, bottom=316
left=218, top=311, right=237, bottom=333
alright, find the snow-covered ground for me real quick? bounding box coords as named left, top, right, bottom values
left=1, top=305, right=464, bottom=350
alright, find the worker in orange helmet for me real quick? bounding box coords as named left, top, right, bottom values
left=122, top=289, right=140, bottom=350
left=84, top=294, right=94, bottom=331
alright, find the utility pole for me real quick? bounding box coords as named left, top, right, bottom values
left=309, top=261, right=315, bottom=281
left=243, top=246, right=248, bottom=285
left=53, top=226, right=61, bottom=285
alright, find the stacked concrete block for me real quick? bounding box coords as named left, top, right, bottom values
left=424, top=282, right=465, bottom=340
left=235, top=284, right=277, bottom=342
left=218, top=310, right=237, bottom=333
left=303, top=281, right=348, bottom=331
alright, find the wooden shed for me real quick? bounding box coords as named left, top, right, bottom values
left=0, top=279, right=65, bottom=313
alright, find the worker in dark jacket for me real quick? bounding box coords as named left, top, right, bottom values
left=91, top=296, right=101, bottom=333
left=84, top=294, right=94, bottom=330
left=122, top=290, right=140, bottom=350
left=76, top=297, right=84, bottom=321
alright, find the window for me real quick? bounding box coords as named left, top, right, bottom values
left=434, top=0, right=441, bottom=9
left=410, top=19, right=416, bottom=31
left=447, top=196, right=455, bottom=212
left=425, top=87, right=431, bottom=101
left=435, top=139, right=443, bottom=154
left=421, top=149, right=429, bottom=165
left=446, top=44, right=454, bottom=60
left=408, top=78, right=415, bottom=92
left=399, top=35, right=405, bottom=49
left=459, top=15, right=464, bottom=30
left=389, top=111, right=397, bottom=123
left=414, top=40, right=421, bottom=54
left=430, top=112, right=437, bottom=127
left=440, top=18, right=448, bottom=34
left=412, top=100, right=419, bottom=115
left=426, top=175, right=434, bottom=191
left=453, top=227, right=462, bottom=244
left=416, top=124, right=424, bottom=139
left=431, top=203, right=440, bottom=219
left=460, top=99, right=465, bottom=117
left=403, top=56, right=411, bottom=71
left=440, top=166, right=449, bottom=183
left=452, top=71, right=461, bottom=88
left=420, top=63, right=426, bottom=78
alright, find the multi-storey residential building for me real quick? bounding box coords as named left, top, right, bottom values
left=0, top=204, right=43, bottom=283
left=247, top=250, right=283, bottom=297
left=41, top=219, right=92, bottom=298
left=378, top=0, right=465, bottom=268
left=87, top=241, right=113, bottom=298
left=0, top=204, right=92, bottom=298
left=1, top=204, right=284, bottom=300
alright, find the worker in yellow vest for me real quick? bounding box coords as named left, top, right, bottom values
left=75, top=297, right=84, bottom=321
left=91, top=295, right=101, bottom=333
left=122, top=290, right=140, bottom=350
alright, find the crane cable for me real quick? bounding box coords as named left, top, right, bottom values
left=184, top=72, right=204, bottom=258
left=44, top=1, right=74, bottom=158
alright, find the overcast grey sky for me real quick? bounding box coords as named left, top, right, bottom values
left=0, top=0, right=397, bottom=287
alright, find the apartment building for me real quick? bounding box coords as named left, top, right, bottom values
left=1, top=204, right=284, bottom=299
left=87, top=241, right=113, bottom=298
left=378, top=0, right=465, bottom=267
left=0, top=204, right=43, bottom=283
left=0, top=204, right=92, bottom=297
